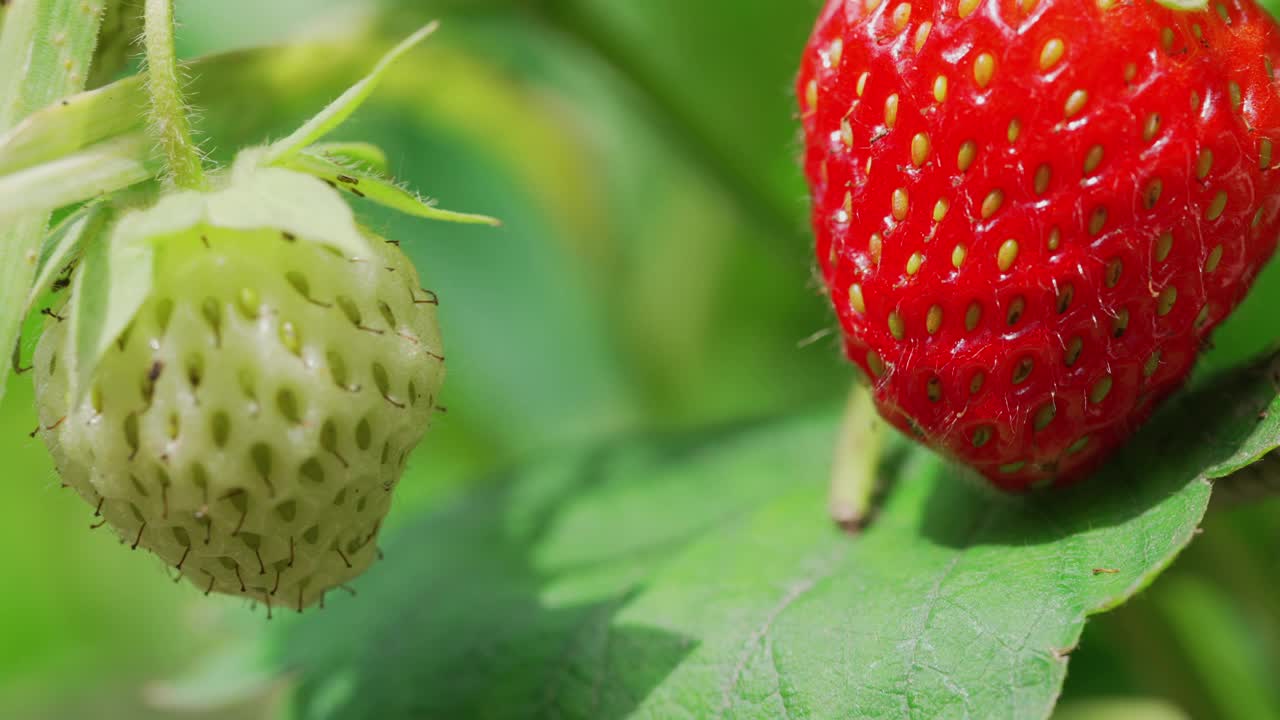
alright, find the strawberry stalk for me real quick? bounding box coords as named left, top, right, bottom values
left=829, top=384, right=886, bottom=532
left=1156, top=0, right=1209, bottom=9
left=143, top=0, right=205, bottom=190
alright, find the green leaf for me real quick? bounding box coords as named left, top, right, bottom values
left=22, top=202, right=112, bottom=322
left=281, top=149, right=500, bottom=226
left=268, top=352, right=1280, bottom=719
left=0, top=132, right=158, bottom=221
left=0, top=0, right=105, bottom=130
left=109, top=161, right=375, bottom=257
left=263, top=22, right=438, bottom=165
left=68, top=210, right=152, bottom=401
left=0, top=76, right=146, bottom=176
left=1202, top=355, right=1280, bottom=479
left=308, top=141, right=391, bottom=174
left=208, top=161, right=377, bottom=258
left=0, top=0, right=108, bottom=407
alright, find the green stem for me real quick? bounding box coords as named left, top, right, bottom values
left=829, top=383, right=885, bottom=532
left=143, top=0, right=204, bottom=189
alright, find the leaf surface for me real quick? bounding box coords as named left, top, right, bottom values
left=0, top=0, right=108, bottom=405
left=270, top=352, right=1280, bottom=720
left=281, top=149, right=499, bottom=226
left=306, top=142, right=390, bottom=174
left=0, top=75, right=146, bottom=176
left=23, top=202, right=111, bottom=318
left=200, top=163, right=376, bottom=258
left=0, top=132, right=157, bottom=221
left=67, top=208, right=152, bottom=401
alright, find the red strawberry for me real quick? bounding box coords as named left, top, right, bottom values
left=798, top=0, right=1280, bottom=491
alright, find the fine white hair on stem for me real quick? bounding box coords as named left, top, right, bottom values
left=142, top=0, right=205, bottom=189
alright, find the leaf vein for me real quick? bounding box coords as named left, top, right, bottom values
left=714, top=543, right=848, bottom=719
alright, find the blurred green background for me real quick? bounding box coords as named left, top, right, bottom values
left=2, top=1, right=1280, bottom=718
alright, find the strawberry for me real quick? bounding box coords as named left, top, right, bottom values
left=798, top=0, right=1280, bottom=490
left=32, top=194, right=445, bottom=610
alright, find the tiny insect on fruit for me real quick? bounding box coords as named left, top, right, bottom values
left=798, top=0, right=1280, bottom=490
left=31, top=180, right=446, bottom=610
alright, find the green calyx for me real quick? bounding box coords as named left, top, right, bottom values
left=61, top=161, right=379, bottom=404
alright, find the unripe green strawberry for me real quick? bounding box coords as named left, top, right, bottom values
left=32, top=212, right=444, bottom=610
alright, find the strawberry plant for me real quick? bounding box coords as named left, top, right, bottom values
left=3, top=1, right=1280, bottom=719
left=1, top=4, right=495, bottom=608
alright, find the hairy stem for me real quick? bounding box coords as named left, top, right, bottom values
left=143, top=0, right=204, bottom=189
